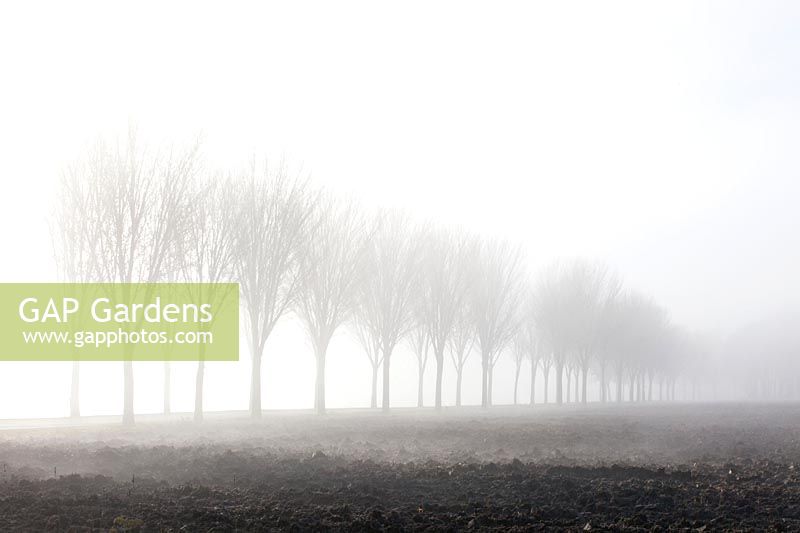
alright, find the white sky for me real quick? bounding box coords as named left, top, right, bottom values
left=0, top=1, right=798, bottom=418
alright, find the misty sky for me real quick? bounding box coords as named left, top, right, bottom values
left=0, top=1, right=798, bottom=417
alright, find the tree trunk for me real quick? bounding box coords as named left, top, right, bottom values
left=581, top=366, right=588, bottom=404
left=417, top=361, right=424, bottom=408
left=163, top=362, right=171, bottom=415
left=122, top=360, right=134, bottom=426
left=481, top=351, right=489, bottom=408
left=371, top=362, right=379, bottom=409
left=69, top=361, right=80, bottom=418
left=456, top=367, right=463, bottom=407
left=249, top=320, right=263, bottom=418
left=434, top=351, right=444, bottom=410
left=488, top=364, right=494, bottom=406
left=556, top=361, right=563, bottom=405
left=194, top=360, right=204, bottom=423
left=250, top=351, right=262, bottom=418
left=574, top=368, right=579, bottom=402
left=628, top=374, right=635, bottom=402
left=648, top=375, right=653, bottom=402
left=599, top=364, right=605, bottom=403
left=382, top=347, right=392, bottom=411
left=513, top=364, right=521, bottom=405
left=566, top=368, right=571, bottom=403
left=530, top=360, right=536, bottom=406
left=543, top=366, right=550, bottom=404
left=314, top=341, right=327, bottom=415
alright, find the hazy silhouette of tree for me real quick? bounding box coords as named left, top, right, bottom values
left=408, top=322, right=430, bottom=408
left=534, top=259, right=621, bottom=406
left=566, top=260, right=622, bottom=404
left=511, top=332, right=526, bottom=406
left=352, top=314, right=382, bottom=408
left=472, top=238, right=525, bottom=407
left=81, top=128, right=199, bottom=425
left=353, top=210, right=421, bottom=411
left=604, top=290, right=670, bottom=403
left=180, top=174, right=236, bottom=422
left=233, top=161, right=315, bottom=418
left=296, top=196, right=369, bottom=415
left=594, top=290, right=627, bottom=403
left=448, top=278, right=476, bottom=407
left=534, top=262, right=572, bottom=406
left=52, top=153, right=105, bottom=418
left=419, top=229, right=473, bottom=410
left=535, top=339, right=553, bottom=404
left=512, top=286, right=541, bottom=406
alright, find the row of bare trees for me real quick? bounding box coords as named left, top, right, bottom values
left=53, top=132, right=703, bottom=424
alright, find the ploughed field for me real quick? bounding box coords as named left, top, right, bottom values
left=1, top=403, right=799, bottom=531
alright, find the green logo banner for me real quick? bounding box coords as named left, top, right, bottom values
left=0, top=283, right=239, bottom=361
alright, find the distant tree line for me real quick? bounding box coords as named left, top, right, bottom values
left=53, top=130, right=707, bottom=424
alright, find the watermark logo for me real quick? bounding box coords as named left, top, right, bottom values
left=1, top=283, right=239, bottom=361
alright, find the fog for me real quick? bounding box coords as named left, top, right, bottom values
left=1, top=1, right=800, bottom=420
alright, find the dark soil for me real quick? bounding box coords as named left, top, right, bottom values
left=1, top=403, right=799, bottom=531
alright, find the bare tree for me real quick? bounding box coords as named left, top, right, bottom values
left=353, top=211, right=420, bottom=411
left=605, top=290, right=668, bottom=403
left=511, top=286, right=540, bottom=406
left=528, top=338, right=542, bottom=406
left=567, top=261, right=622, bottom=404
left=160, top=267, right=179, bottom=416
left=565, top=360, right=572, bottom=403
left=83, top=128, right=199, bottom=425
left=296, top=196, right=369, bottom=415
left=634, top=298, right=671, bottom=401
left=419, top=229, right=473, bottom=410
left=352, top=317, right=382, bottom=408
left=539, top=347, right=553, bottom=404
left=52, top=155, right=104, bottom=417
left=233, top=161, right=315, bottom=418
left=180, top=174, right=236, bottom=422
left=511, top=333, right=526, bottom=406
left=471, top=238, right=525, bottom=407
left=448, top=292, right=475, bottom=407
left=595, top=290, right=628, bottom=403
left=513, top=284, right=540, bottom=406
left=534, top=261, right=571, bottom=405
left=534, top=259, right=622, bottom=406
left=407, top=322, right=430, bottom=408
